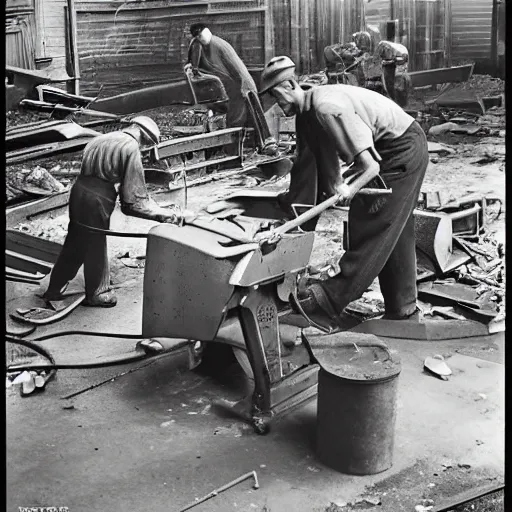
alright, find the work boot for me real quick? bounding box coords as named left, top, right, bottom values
left=382, top=306, right=422, bottom=321
left=83, top=292, right=117, bottom=308
left=259, top=138, right=279, bottom=157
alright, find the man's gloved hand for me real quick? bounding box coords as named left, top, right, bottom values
left=158, top=206, right=197, bottom=225
left=335, top=183, right=354, bottom=207
left=184, top=63, right=199, bottom=78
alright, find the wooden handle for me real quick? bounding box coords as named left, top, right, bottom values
left=273, top=187, right=392, bottom=237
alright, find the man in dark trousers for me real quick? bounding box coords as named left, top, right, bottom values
left=259, top=56, right=429, bottom=330
left=186, top=22, right=278, bottom=155
left=43, top=116, right=182, bottom=308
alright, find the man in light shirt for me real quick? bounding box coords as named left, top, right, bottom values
left=260, top=56, right=429, bottom=330
left=43, top=116, right=181, bottom=308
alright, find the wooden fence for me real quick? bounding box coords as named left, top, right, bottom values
left=74, top=0, right=269, bottom=96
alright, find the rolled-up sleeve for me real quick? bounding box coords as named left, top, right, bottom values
left=315, top=106, right=373, bottom=165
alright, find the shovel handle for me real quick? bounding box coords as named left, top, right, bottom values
left=184, top=71, right=199, bottom=105
left=273, top=187, right=392, bottom=237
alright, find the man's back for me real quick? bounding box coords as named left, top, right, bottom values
left=307, top=84, right=414, bottom=143
left=80, top=131, right=139, bottom=184
left=189, top=34, right=256, bottom=89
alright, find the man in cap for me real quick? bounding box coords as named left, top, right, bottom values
left=259, top=56, right=429, bottom=329
left=185, top=22, right=278, bottom=156
left=43, top=116, right=182, bottom=308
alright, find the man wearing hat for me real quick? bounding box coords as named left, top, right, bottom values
left=259, top=56, right=429, bottom=329
left=43, top=116, right=181, bottom=308
left=185, top=22, right=278, bottom=155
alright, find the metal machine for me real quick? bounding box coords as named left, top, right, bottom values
left=141, top=178, right=391, bottom=433
left=142, top=210, right=319, bottom=434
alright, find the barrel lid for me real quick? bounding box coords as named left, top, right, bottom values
left=304, top=329, right=401, bottom=381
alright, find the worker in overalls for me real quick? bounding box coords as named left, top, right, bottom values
left=185, top=22, right=278, bottom=156
left=43, top=116, right=182, bottom=308
left=259, top=56, right=429, bottom=330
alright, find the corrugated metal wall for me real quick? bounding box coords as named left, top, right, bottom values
left=451, top=0, right=493, bottom=62
left=74, top=0, right=267, bottom=96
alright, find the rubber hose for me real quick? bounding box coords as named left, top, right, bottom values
left=73, top=222, right=149, bottom=238
left=6, top=336, right=58, bottom=383
left=29, top=330, right=144, bottom=342
left=6, top=335, right=188, bottom=372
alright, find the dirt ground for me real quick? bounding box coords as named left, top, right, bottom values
left=6, top=76, right=505, bottom=512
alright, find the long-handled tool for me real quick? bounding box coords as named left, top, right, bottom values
left=260, top=166, right=392, bottom=245
left=177, top=471, right=259, bottom=512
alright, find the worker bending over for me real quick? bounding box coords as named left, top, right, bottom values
left=43, top=116, right=181, bottom=308
left=259, top=56, right=429, bottom=329
left=186, top=23, right=278, bottom=156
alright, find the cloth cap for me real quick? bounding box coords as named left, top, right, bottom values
left=190, top=23, right=208, bottom=37
left=260, top=56, right=296, bottom=95
left=130, top=116, right=160, bottom=145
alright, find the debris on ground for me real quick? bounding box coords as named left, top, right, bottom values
left=7, top=369, right=51, bottom=396
left=212, top=423, right=251, bottom=438
left=326, top=494, right=383, bottom=510
left=424, top=355, right=453, bottom=381
left=6, top=165, right=68, bottom=204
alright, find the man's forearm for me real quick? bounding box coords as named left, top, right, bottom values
left=337, top=159, right=380, bottom=205
left=187, top=41, right=202, bottom=70
left=121, top=202, right=179, bottom=223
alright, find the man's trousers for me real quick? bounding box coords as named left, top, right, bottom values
left=46, top=176, right=117, bottom=299
left=321, top=121, right=429, bottom=317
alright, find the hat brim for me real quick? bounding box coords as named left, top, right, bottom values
left=259, top=67, right=296, bottom=95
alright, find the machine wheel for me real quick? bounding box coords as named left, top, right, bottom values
left=252, top=414, right=272, bottom=435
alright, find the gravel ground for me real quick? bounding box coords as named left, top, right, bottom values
left=449, top=490, right=504, bottom=512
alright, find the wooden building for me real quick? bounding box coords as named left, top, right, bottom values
left=5, top=0, right=503, bottom=97
left=7, top=0, right=273, bottom=95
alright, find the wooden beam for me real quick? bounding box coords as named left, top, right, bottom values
left=264, top=0, right=275, bottom=65
left=34, top=0, right=45, bottom=59
left=300, top=0, right=310, bottom=74
left=67, top=0, right=80, bottom=94
left=290, top=0, right=300, bottom=70
left=444, top=0, right=452, bottom=67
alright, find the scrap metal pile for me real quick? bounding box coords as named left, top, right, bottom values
left=304, top=189, right=505, bottom=336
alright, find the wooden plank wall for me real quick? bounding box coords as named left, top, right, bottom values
left=272, top=0, right=291, bottom=63
left=72, top=0, right=267, bottom=96
left=451, top=0, right=493, bottom=64
left=312, top=0, right=343, bottom=70
left=37, top=0, right=67, bottom=71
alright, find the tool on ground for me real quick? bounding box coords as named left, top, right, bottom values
left=177, top=471, right=259, bottom=512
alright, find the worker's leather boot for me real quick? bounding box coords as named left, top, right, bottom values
left=83, top=292, right=117, bottom=308
left=382, top=306, right=422, bottom=321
